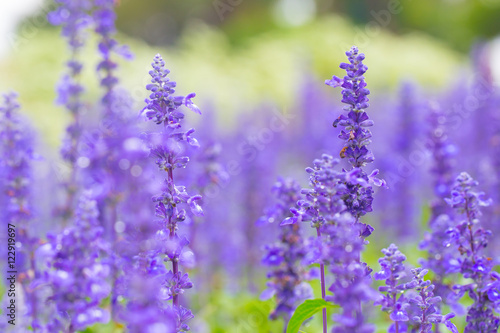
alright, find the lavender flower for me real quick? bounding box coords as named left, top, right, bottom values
left=325, top=46, right=385, bottom=237
left=0, top=92, right=39, bottom=328
left=407, top=268, right=457, bottom=333
left=39, top=191, right=110, bottom=332
left=120, top=272, right=176, bottom=333
left=280, top=47, right=382, bottom=332
left=284, top=154, right=376, bottom=332
left=282, top=154, right=348, bottom=332
left=282, top=154, right=346, bottom=228
left=392, top=82, right=420, bottom=238
left=427, top=102, right=456, bottom=220
left=375, top=245, right=457, bottom=333
left=325, top=215, right=376, bottom=333
left=0, top=93, right=34, bottom=231
left=143, top=55, right=200, bottom=126
left=48, top=0, right=91, bottom=160
left=48, top=0, right=92, bottom=222
left=93, top=0, right=133, bottom=107
left=374, top=244, right=413, bottom=332
left=419, top=102, right=460, bottom=311
left=260, top=178, right=313, bottom=324
left=326, top=46, right=373, bottom=169
left=445, top=172, right=500, bottom=332
left=80, top=0, right=138, bottom=319
left=419, top=213, right=461, bottom=308
left=141, top=54, right=202, bottom=332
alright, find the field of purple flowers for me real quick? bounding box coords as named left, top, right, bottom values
left=1, top=1, right=500, bottom=332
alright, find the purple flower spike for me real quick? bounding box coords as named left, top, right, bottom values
left=445, top=172, right=499, bottom=332
left=93, top=0, right=133, bottom=107
left=418, top=101, right=462, bottom=314
left=39, top=191, right=111, bottom=332
left=260, top=178, right=313, bottom=323
left=143, top=54, right=201, bottom=127
left=375, top=244, right=415, bottom=332
left=407, top=268, right=458, bottom=333
left=375, top=245, right=457, bottom=332
left=326, top=218, right=377, bottom=333
left=49, top=0, right=93, bottom=223
left=0, top=92, right=40, bottom=329
left=141, top=55, right=202, bottom=332
left=120, top=272, right=176, bottom=333
left=327, top=46, right=373, bottom=168
left=325, top=46, right=385, bottom=238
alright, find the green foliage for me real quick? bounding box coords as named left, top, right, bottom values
left=286, top=298, right=337, bottom=333
left=193, top=290, right=283, bottom=332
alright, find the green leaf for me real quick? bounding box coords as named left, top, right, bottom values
left=286, top=298, right=337, bottom=333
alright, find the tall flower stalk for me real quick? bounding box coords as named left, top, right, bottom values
left=283, top=46, right=383, bottom=332
left=89, top=0, right=134, bottom=318
left=325, top=46, right=384, bottom=237
left=39, top=191, right=110, bottom=332
left=48, top=0, right=92, bottom=223
left=0, top=92, right=39, bottom=329
left=407, top=268, right=457, bottom=333
left=288, top=45, right=382, bottom=332
left=142, top=54, right=202, bottom=331
left=260, top=178, right=313, bottom=331
left=419, top=102, right=460, bottom=316
left=375, top=244, right=413, bottom=333
left=375, top=245, right=458, bottom=333
left=445, top=172, right=500, bottom=332
left=427, top=102, right=456, bottom=221
left=284, top=154, right=377, bottom=332
left=393, top=82, right=419, bottom=238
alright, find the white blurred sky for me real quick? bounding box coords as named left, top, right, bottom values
left=0, top=0, right=44, bottom=58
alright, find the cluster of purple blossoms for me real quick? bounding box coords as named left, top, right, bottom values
left=120, top=272, right=176, bottom=333
left=325, top=46, right=385, bottom=237
left=270, top=47, right=383, bottom=333
left=326, top=46, right=373, bottom=168
left=48, top=0, right=91, bottom=160
left=93, top=0, right=133, bottom=107
left=427, top=102, right=457, bottom=218
left=48, top=0, right=92, bottom=222
left=137, top=54, right=202, bottom=332
left=281, top=154, right=363, bottom=331
left=37, top=191, right=110, bottom=332
left=407, top=268, right=457, bottom=333
left=324, top=215, right=376, bottom=333
left=282, top=154, right=377, bottom=332
left=260, top=178, right=314, bottom=324
left=392, top=82, right=419, bottom=238
left=0, top=93, right=39, bottom=328
left=375, top=245, right=457, bottom=333
left=419, top=101, right=460, bottom=310
left=374, top=244, right=413, bottom=332
left=0, top=93, right=34, bottom=238
left=445, top=172, right=500, bottom=332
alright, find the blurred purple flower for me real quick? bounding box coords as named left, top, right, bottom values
left=39, top=191, right=111, bottom=331
left=260, top=178, right=314, bottom=323
left=0, top=92, right=40, bottom=329
left=445, top=172, right=499, bottom=332
left=49, top=0, right=93, bottom=223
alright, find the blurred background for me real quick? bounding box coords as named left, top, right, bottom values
left=1, top=0, right=500, bottom=146
left=1, top=0, right=500, bottom=332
